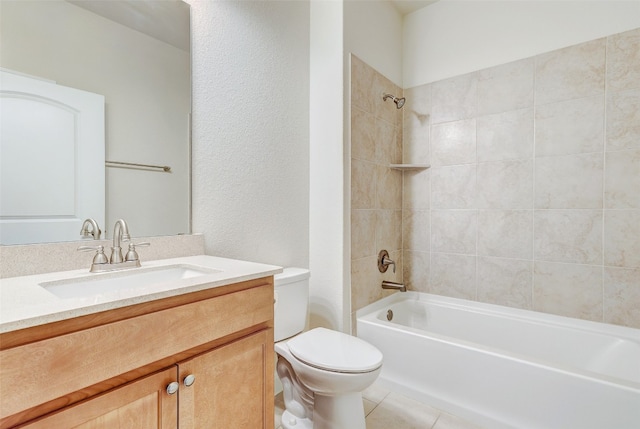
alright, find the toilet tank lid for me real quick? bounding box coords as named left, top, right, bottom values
left=275, top=267, right=310, bottom=286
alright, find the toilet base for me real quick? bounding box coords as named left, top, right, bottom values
left=281, top=409, right=313, bottom=429
left=312, top=392, right=367, bottom=429
left=281, top=392, right=367, bottom=429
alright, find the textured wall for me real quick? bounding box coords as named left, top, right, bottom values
left=401, top=28, right=640, bottom=328
left=189, top=0, right=310, bottom=268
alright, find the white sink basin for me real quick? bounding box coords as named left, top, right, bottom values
left=40, top=265, right=220, bottom=299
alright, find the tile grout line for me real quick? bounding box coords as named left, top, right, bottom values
left=432, top=412, right=446, bottom=429
left=474, top=72, right=479, bottom=302
left=531, top=52, right=538, bottom=312
left=601, top=34, right=609, bottom=324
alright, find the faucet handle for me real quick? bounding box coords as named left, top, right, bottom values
left=377, top=250, right=396, bottom=273
left=125, top=242, right=150, bottom=262
left=77, top=245, right=109, bottom=265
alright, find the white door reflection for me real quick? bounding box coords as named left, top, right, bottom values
left=0, top=69, right=104, bottom=245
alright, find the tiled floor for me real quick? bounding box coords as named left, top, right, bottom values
left=275, top=382, right=485, bottom=429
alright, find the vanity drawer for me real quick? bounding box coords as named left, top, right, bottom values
left=0, top=282, right=273, bottom=421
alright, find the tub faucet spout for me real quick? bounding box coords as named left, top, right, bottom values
left=381, top=280, right=406, bottom=292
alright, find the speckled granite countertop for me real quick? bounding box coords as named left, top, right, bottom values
left=0, top=255, right=281, bottom=333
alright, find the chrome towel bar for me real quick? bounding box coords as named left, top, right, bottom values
left=105, top=160, right=171, bottom=173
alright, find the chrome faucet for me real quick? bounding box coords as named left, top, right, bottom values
left=78, top=219, right=149, bottom=272
left=381, top=280, right=407, bottom=292
left=80, top=218, right=101, bottom=240
left=110, top=219, right=131, bottom=264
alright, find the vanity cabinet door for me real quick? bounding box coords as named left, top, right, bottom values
left=178, top=329, right=274, bottom=429
left=17, top=367, right=178, bottom=429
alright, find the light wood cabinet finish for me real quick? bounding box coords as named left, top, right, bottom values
left=179, top=330, right=274, bottom=429
left=0, top=278, right=275, bottom=429
left=16, top=368, right=178, bottom=429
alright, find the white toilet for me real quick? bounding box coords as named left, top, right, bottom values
left=274, top=268, right=383, bottom=429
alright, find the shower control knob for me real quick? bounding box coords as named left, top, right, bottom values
left=166, top=381, right=179, bottom=395
left=183, top=374, right=195, bottom=387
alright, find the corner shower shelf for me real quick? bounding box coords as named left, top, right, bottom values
left=389, top=164, right=431, bottom=171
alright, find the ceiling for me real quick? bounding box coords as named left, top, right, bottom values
left=68, top=0, right=190, bottom=51
left=391, top=0, right=438, bottom=16
left=69, top=0, right=436, bottom=49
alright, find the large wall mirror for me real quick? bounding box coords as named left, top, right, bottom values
left=0, top=0, right=191, bottom=245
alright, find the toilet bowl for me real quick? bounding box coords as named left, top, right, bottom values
left=274, top=269, right=383, bottom=429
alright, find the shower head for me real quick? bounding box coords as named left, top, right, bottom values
left=383, top=93, right=405, bottom=109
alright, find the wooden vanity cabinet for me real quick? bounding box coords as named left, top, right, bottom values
left=179, top=329, right=272, bottom=429
left=17, top=330, right=272, bottom=429
left=0, top=278, right=275, bottom=429
left=17, top=367, right=178, bottom=429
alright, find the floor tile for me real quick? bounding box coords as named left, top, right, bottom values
left=365, top=392, right=440, bottom=429
left=363, top=397, right=377, bottom=416
left=362, top=383, right=391, bottom=404
left=275, top=382, right=486, bottom=429
left=433, top=412, right=485, bottom=429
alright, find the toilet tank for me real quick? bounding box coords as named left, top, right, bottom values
left=274, top=268, right=310, bottom=342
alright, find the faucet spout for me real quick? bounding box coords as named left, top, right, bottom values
left=80, top=218, right=101, bottom=240
left=79, top=218, right=144, bottom=272
left=111, top=219, right=131, bottom=264
left=381, top=280, right=406, bottom=292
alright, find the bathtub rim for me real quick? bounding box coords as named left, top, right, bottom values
left=356, top=291, right=640, bottom=390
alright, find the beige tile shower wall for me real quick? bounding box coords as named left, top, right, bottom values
left=402, top=28, right=640, bottom=329
left=350, top=55, right=404, bottom=315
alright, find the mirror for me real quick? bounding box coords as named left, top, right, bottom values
left=0, top=0, right=191, bottom=245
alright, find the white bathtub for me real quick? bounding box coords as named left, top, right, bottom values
left=356, top=292, right=640, bottom=429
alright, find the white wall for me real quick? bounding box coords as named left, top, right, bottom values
left=309, top=0, right=346, bottom=330
left=189, top=0, right=310, bottom=269
left=404, top=0, right=640, bottom=87
left=344, top=0, right=404, bottom=87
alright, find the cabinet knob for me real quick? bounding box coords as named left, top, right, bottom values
left=166, top=381, right=179, bottom=395
left=183, top=374, right=196, bottom=387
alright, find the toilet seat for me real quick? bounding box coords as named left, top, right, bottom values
left=287, top=327, right=383, bottom=373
